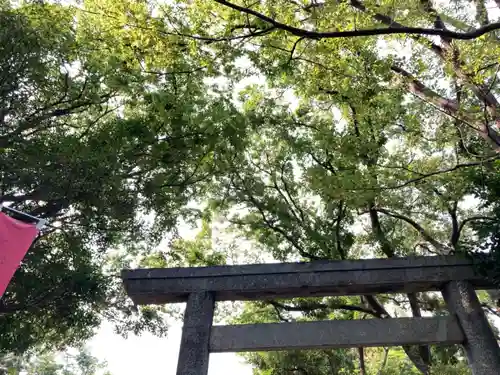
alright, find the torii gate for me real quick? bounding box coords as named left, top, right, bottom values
left=121, top=255, right=500, bottom=375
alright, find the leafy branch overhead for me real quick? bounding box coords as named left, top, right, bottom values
left=214, top=0, right=500, bottom=40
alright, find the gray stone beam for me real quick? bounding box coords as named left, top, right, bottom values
left=121, top=255, right=493, bottom=305
left=209, top=316, right=464, bottom=352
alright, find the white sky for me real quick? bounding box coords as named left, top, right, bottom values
left=88, top=319, right=252, bottom=375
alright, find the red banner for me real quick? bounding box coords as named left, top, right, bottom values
left=0, top=212, right=39, bottom=298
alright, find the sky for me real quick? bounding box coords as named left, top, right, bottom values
left=88, top=320, right=253, bottom=375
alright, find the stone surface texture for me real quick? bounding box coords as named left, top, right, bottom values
left=442, top=281, right=500, bottom=375
left=209, top=316, right=464, bottom=352
left=176, top=292, right=215, bottom=375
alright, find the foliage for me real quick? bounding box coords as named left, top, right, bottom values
left=161, top=0, right=499, bottom=373
left=2, top=0, right=500, bottom=374
left=0, top=346, right=111, bottom=375
left=0, top=0, right=244, bottom=353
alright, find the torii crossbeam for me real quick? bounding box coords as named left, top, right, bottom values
left=121, top=255, right=500, bottom=375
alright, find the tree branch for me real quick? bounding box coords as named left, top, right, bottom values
left=377, top=348, right=390, bottom=375
left=362, top=294, right=429, bottom=373
left=368, top=204, right=395, bottom=257
left=268, top=300, right=383, bottom=318
left=362, top=295, right=391, bottom=319
left=358, top=347, right=366, bottom=375
left=346, top=0, right=500, bottom=129
left=335, top=201, right=346, bottom=260
left=233, top=176, right=328, bottom=261
left=362, top=154, right=500, bottom=191
left=272, top=303, right=290, bottom=322
left=419, top=0, right=451, bottom=45
left=214, top=0, right=500, bottom=40
left=345, top=0, right=444, bottom=55
left=289, top=36, right=305, bottom=63
left=392, top=65, right=500, bottom=150
left=391, top=65, right=459, bottom=113
left=474, top=0, right=491, bottom=27
left=457, top=216, right=496, bottom=240
left=390, top=65, right=500, bottom=150
left=408, top=292, right=432, bottom=365
left=449, top=201, right=460, bottom=248
left=373, top=207, right=450, bottom=252
left=367, top=203, right=432, bottom=368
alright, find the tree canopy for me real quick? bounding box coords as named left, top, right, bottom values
left=0, top=346, right=111, bottom=375
left=1, top=0, right=500, bottom=374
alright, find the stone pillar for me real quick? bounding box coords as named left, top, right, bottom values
left=176, top=292, right=215, bottom=375
left=442, top=281, right=500, bottom=375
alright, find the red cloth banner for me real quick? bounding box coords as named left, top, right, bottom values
left=0, top=212, right=39, bottom=298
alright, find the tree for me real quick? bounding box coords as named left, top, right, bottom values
left=0, top=0, right=245, bottom=353
left=145, top=0, right=500, bottom=373
left=0, top=346, right=111, bottom=375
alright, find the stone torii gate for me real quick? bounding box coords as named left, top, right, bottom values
left=121, top=255, right=500, bottom=375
